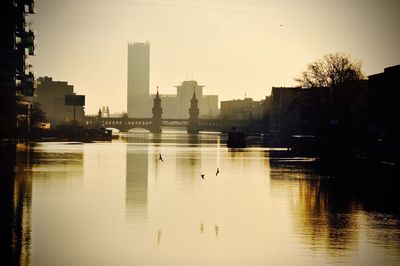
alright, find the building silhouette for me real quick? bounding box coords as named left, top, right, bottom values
left=150, top=93, right=177, bottom=118
left=147, top=81, right=219, bottom=119
left=176, top=80, right=218, bottom=119
left=126, top=42, right=218, bottom=119
left=100, top=106, right=110, bottom=118
left=368, top=64, right=400, bottom=133
left=200, top=94, right=219, bottom=118
left=0, top=0, right=36, bottom=141
left=269, top=87, right=303, bottom=145
left=220, top=97, right=266, bottom=120
left=127, top=42, right=151, bottom=118
left=177, top=80, right=203, bottom=119
left=35, top=77, right=85, bottom=126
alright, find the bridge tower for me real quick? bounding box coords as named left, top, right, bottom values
left=187, top=90, right=199, bottom=134
left=151, top=88, right=162, bottom=133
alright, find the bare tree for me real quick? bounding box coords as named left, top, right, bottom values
left=295, top=52, right=364, bottom=88
left=31, top=101, right=47, bottom=125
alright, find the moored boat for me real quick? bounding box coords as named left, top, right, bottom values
left=227, top=127, right=247, bottom=148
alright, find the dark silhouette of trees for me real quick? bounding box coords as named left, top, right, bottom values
left=291, top=53, right=369, bottom=160
left=295, top=53, right=364, bottom=88
left=31, top=101, right=47, bottom=126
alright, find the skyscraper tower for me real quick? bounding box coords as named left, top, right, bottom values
left=127, top=42, right=151, bottom=118
left=0, top=0, right=36, bottom=141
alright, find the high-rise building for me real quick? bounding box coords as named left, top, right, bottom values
left=127, top=42, right=151, bottom=118
left=0, top=0, right=36, bottom=141
left=176, top=80, right=204, bottom=119
left=175, top=80, right=219, bottom=119
left=200, top=95, right=219, bottom=118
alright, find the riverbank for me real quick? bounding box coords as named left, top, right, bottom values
left=31, top=125, right=112, bottom=142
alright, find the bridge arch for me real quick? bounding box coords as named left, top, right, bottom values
left=84, top=116, right=263, bottom=134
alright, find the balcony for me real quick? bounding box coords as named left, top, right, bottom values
left=22, top=81, right=35, bottom=96
left=24, top=0, right=36, bottom=14
left=20, top=30, right=34, bottom=46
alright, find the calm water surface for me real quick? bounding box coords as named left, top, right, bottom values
left=2, top=132, right=400, bottom=265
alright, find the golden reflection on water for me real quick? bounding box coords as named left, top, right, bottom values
left=1, top=133, right=400, bottom=265
left=291, top=178, right=360, bottom=257
left=269, top=154, right=400, bottom=265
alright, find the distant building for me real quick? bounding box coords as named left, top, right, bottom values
left=36, top=77, right=85, bottom=126
left=269, top=87, right=303, bottom=144
left=148, top=80, right=219, bottom=119
left=220, top=98, right=265, bottom=120
left=201, top=95, right=219, bottom=118
left=176, top=80, right=218, bottom=119
left=127, top=42, right=151, bottom=118
left=100, top=106, right=110, bottom=118
left=126, top=42, right=218, bottom=119
left=0, top=0, right=36, bottom=140
left=149, top=94, right=178, bottom=118
left=368, top=64, right=400, bottom=132
left=176, top=80, right=204, bottom=119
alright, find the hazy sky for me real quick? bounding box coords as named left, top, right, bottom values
left=31, top=0, right=400, bottom=114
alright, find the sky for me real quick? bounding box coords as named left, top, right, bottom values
left=30, top=0, right=400, bottom=114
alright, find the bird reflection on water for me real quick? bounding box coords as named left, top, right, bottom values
left=157, top=230, right=162, bottom=245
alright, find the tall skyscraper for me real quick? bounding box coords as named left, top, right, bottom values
left=127, top=42, right=151, bottom=118
left=0, top=0, right=36, bottom=140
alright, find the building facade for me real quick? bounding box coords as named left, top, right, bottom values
left=368, top=64, right=400, bottom=133
left=269, top=87, right=303, bottom=144
left=176, top=80, right=204, bottom=119
left=175, top=80, right=218, bottom=119
left=220, top=98, right=266, bottom=120
left=200, top=95, right=219, bottom=118
left=35, top=77, right=85, bottom=127
left=0, top=0, right=36, bottom=140
left=149, top=94, right=178, bottom=118
left=127, top=42, right=151, bottom=118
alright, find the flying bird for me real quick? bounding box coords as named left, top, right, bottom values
left=201, top=174, right=205, bottom=179
left=159, top=153, right=163, bottom=162
left=216, top=168, right=220, bottom=176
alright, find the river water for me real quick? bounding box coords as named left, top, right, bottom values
left=1, top=131, right=400, bottom=265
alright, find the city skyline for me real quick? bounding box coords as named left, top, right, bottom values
left=30, top=0, right=400, bottom=114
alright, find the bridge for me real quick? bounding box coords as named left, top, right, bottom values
left=84, top=91, right=264, bottom=133
left=84, top=116, right=188, bottom=132
left=84, top=116, right=263, bottom=133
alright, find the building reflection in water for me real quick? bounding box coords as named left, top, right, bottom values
left=176, top=134, right=201, bottom=189
left=269, top=150, right=400, bottom=258
left=125, top=143, right=148, bottom=226
left=0, top=144, right=33, bottom=266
